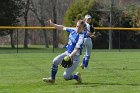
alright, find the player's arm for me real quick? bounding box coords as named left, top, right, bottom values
left=89, top=31, right=96, bottom=38
left=69, top=48, right=80, bottom=58
left=48, top=19, right=64, bottom=30
left=89, top=25, right=96, bottom=38
left=69, top=34, right=84, bottom=58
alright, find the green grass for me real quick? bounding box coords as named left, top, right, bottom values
left=0, top=50, right=140, bottom=93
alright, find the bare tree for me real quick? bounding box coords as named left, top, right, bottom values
left=30, top=0, right=49, bottom=48
left=18, top=0, right=73, bottom=48
left=23, top=0, right=30, bottom=48
left=51, top=0, right=74, bottom=48
left=10, top=30, right=15, bottom=48
left=51, top=0, right=58, bottom=48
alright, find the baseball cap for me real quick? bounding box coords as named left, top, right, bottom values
left=85, top=15, right=92, bottom=19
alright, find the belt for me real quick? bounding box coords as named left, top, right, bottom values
left=85, top=36, right=90, bottom=38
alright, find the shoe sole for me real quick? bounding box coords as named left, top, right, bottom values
left=42, top=78, right=55, bottom=83
left=76, top=72, right=82, bottom=84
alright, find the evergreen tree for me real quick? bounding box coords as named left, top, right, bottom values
left=0, top=0, right=24, bottom=36
left=64, top=0, right=140, bottom=49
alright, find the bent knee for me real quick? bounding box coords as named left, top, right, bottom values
left=63, top=73, right=71, bottom=80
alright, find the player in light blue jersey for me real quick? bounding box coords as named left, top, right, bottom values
left=80, top=14, right=95, bottom=69
left=43, top=19, right=86, bottom=84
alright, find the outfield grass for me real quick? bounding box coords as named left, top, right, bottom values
left=0, top=45, right=65, bottom=53
left=0, top=50, right=140, bottom=93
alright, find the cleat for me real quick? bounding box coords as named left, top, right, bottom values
left=84, top=67, right=88, bottom=70
left=80, top=64, right=88, bottom=70
left=80, top=64, right=84, bottom=69
left=75, top=72, right=82, bottom=83
left=42, top=77, right=55, bottom=83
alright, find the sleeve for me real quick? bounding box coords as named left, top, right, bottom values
left=90, top=25, right=95, bottom=33
left=86, top=23, right=90, bottom=31
left=75, top=34, right=84, bottom=49
left=63, top=27, right=73, bottom=33
left=63, top=27, right=67, bottom=30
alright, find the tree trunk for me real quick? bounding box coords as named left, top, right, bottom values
left=24, top=0, right=30, bottom=48
left=53, top=0, right=58, bottom=48
left=24, top=16, right=29, bottom=48
left=10, top=30, right=15, bottom=48
left=40, top=21, right=49, bottom=48
left=43, top=29, right=49, bottom=48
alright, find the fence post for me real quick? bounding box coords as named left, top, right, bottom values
left=53, top=29, right=54, bottom=53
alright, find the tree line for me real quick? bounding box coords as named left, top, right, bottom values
left=0, top=0, right=140, bottom=49
left=64, top=0, right=140, bottom=49
left=0, top=0, right=73, bottom=48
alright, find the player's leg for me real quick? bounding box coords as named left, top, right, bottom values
left=63, top=55, right=82, bottom=83
left=81, top=38, right=87, bottom=69
left=84, top=38, right=92, bottom=68
left=81, top=54, right=86, bottom=69
left=83, top=38, right=92, bottom=68
left=43, top=51, right=69, bottom=83
left=51, top=51, right=69, bottom=79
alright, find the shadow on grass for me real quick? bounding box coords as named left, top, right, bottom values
left=93, top=67, right=140, bottom=71
left=0, top=47, right=43, bottom=49
left=0, top=47, right=65, bottom=53
left=75, top=82, right=140, bottom=87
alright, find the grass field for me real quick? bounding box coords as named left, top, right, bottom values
left=0, top=49, right=140, bottom=93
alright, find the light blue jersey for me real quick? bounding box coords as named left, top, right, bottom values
left=43, top=20, right=86, bottom=83
left=49, top=27, right=84, bottom=80
left=65, top=28, right=84, bottom=55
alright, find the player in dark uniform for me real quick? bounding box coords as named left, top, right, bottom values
left=81, top=14, right=95, bottom=69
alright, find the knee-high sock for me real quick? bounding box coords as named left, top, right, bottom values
left=69, top=74, right=78, bottom=80
left=51, top=64, right=58, bottom=79
left=85, top=56, right=90, bottom=67
left=82, top=58, right=86, bottom=66
left=85, top=60, right=89, bottom=67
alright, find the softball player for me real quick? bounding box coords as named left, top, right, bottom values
left=81, top=14, right=95, bottom=69
left=43, top=19, right=86, bottom=83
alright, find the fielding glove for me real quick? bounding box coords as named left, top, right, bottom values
left=61, top=55, right=73, bottom=68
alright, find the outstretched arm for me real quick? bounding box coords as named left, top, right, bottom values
left=48, top=19, right=64, bottom=30
left=69, top=48, right=80, bottom=58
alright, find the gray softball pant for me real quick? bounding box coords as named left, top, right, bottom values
left=83, top=37, right=92, bottom=59
left=53, top=51, right=80, bottom=79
